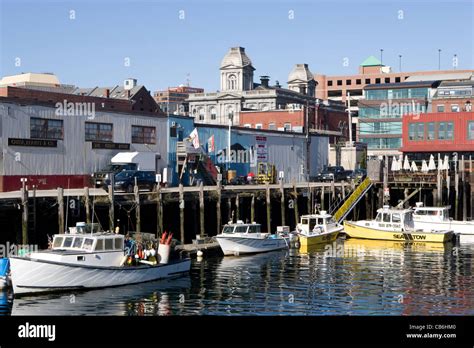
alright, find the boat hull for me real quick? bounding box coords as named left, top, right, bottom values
left=216, top=235, right=288, bottom=256
left=298, top=228, right=342, bottom=248
left=9, top=256, right=191, bottom=296
left=343, top=221, right=454, bottom=243
left=414, top=220, right=474, bottom=237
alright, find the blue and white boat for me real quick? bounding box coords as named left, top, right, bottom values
left=0, top=258, right=10, bottom=289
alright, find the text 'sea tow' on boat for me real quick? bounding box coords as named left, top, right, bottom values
left=215, top=220, right=290, bottom=256
left=9, top=223, right=191, bottom=296
left=343, top=206, right=455, bottom=243
left=293, top=211, right=344, bottom=250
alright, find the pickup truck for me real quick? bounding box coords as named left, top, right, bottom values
left=315, top=166, right=352, bottom=182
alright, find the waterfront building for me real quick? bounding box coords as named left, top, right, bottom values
left=187, top=47, right=317, bottom=125
left=358, top=80, right=439, bottom=156
left=432, top=80, right=474, bottom=113
left=154, top=85, right=204, bottom=116
left=0, top=86, right=167, bottom=191
left=400, top=111, right=474, bottom=159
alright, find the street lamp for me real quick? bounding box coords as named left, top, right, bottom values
left=438, top=49, right=442, bottom=70
left=227, top=111, right=233, bottom=170
left=380, top=49, right=384, bottom=65
left=398, top=54, right=402, bottom=72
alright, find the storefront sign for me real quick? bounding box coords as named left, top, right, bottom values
left=8, top=138, right=57, bottom=147
left=92, top=142, right=130, bottom=150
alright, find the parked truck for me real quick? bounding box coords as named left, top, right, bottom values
left=92, top=152, right=158, bottom=188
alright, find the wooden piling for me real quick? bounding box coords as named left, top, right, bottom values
left=179, top=183, right=184, bottom=243
left=455, top=160, right=459, bottom=220
left=462, top=155, right=466, bottom=221
left=437, top=154, right=442, bottom=206
left=199, top=182, right=205, bottom=237
left=21, top=186, right=28, bottom=244
left=58, top=187, right=64, bottom=234
left=216, top=180, right=222, bottom=235
left=108, top=184, right=114, bottom=231
left=32, top=186, right=37, bottom=242
left=251, top=194, right=255, bottom=223
left=235, top=194, right=240, bottom=221
left=156, top=185, right=163, bottom=237
left=266, top=182, right=271, bottom=233
left=227, top=197, right=232, bottom=223
left=306, top=186, right=311, bottom=215
left=280, top=179, right=285, bottom=226
left=84, top=187, right=91, bottom=224
left=134, top=180, right=141, bottom=233
left=293, top=185, right=299, bottom=227
left=321, top=186, right=325, bottom=210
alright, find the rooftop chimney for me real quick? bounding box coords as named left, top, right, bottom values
left=105, top=88, right=110, bottom=98
left=260, top=75, right=270, bottom=88
left=124, top=78, right=137, bottom=90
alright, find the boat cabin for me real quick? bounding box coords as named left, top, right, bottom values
left=222, top=221, right=262, bottom=234
left=373, top=206, right=414, bottom=229
left=297, top=212, right=335, bottom=234
left=412, top=203, right=450, bottom=222
left=52, top=222, right=124, bottom=253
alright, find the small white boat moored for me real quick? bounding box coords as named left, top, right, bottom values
left=216, top=221, right=289, bottom=256
left=412, top=202, right=474, bottom=242
left=9, top=223, right=190, bottom=296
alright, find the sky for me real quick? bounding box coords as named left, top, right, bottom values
left=0, top=0, right=473, bottom=92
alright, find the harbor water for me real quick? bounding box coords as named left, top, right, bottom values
left=3, top=238, right=474, bottom=316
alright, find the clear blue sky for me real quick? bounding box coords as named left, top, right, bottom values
left=1, top=0, right=473, bottom=91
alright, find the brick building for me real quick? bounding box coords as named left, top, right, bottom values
left=154, top=85, right=204, bottom=115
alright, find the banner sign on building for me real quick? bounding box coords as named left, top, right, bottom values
left=8, top=138, right=57, bottom=147
left=92, top=142, right=130, bottom=150
left=255, top=136, right=268, bottom=162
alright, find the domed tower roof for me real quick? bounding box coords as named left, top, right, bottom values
left=288, top=64, right=314, bottom=83
left=220, top=47, right=254, bottom=69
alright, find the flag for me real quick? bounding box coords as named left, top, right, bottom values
left=189, top=128, right=200, bottom=149
left=207, top=135, right=215, bottom=153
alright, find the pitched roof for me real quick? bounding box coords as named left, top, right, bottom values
left=360, top=56, right=383, bottom=67
left=72, top=85, right=144, bottom=99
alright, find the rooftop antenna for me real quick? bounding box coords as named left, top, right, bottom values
left=186, top=73, right=191, bottom=87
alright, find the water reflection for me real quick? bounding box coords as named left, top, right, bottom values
left=7, top=239, right=474, bottom=316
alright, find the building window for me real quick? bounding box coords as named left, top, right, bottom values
left=356, top=79, right=361, bottom=85
left=395, top=77, right=401, bottom=83
left=284, top=123, right=292, bottom=132
left=451, top=104, right=460, bottom=112
left=385, top=78, right=390, bottom=83
left=227, top=74, right=237, bottom=90
left=243, top=124, right=251, bottom=128
left=337, top=80, right=342, bottom=86
left=468, top=121, right=474, bottom=140
left=210, top=108, right=217, bottom=120
left=375, top=78, right=381, bottom=84
left=30, top=117, right=63, bottom=140
left=198, top=108, right=205, bottom=121
left=437, top=105, right=445, bottom=112
left=327, top=80, right=333, bottom=87
left=131, top=125, right=156, bottom=144
left=346, top=79, right=352, bottom=85
left=85, top=122, right=113, bottom=142
left=446, top=122, right=454, bottom=139
left=408, top=123, right=416, bottom=141
left=268, top=123, right=276, bottom=130
left=365, top=78, right=371, bottom=84
left=427, top=122, right=435, bottom=140
left=438, top=122, right=446, bottom=140
left=416, top=123, right=425, bottom=140
left=255, top=124, right=262, bottom=129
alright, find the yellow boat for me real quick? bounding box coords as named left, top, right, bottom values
left=342, top=238, right=451, bottom=253
left=343, top=206, right=454, bottom=243
left=294, top=212, right=343, bottom=249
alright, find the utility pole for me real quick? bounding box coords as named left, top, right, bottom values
left=347, top=92, right=353, bottom=147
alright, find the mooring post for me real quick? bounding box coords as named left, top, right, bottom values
left=134, top=177, right=141, bottom=233
left=179, top=183, right=184, bottom=243
left=57, top=187, right=64, bottom=234
left=108, top=184, right=114, bottom=232
left=156, top=185, right=163, bottom=237
left=455, top=157, right=459, bottom=220
left=342, top=182, right=346, bottom=199
left=437, top=153, right=442, bottom=206
left=471, top=156, right=473, bottom=220
left=251, top=194, right=255, bottom=223
left=365, top=191, right=370, bottom=219
left=462, top=155, right=466, bottom=221
left=32, top=185, right=37, bottom=243
left=321, top=186, right=325, bottom=210
left=21, top=186, right=28, bottom=244
left=84, top=187, right=91, bottom=224
left=306, top=185, right=311, bottom=215
left=293, top=184, right=299, bottom=227
left=266, top=182, right=271, bottom=233
left=235, top=193, right=240, bottom=221
left=279, top=179, right=285, bottom=226
left=199, top=182, right=205, bottom=238
left=227, top=197, right=232, bottom=223
left=216, top=179, right=222, bottom=235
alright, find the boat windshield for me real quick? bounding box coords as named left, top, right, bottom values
left=222, top=226, right=234, bottom=234
left=248, top=225, right=261, bottom=233
left=235, top=225, right=248, bottom=233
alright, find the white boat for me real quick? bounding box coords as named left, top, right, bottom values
left=294, top=211, right=344, bottom=249
left=412, top=202, right=474, bottom=242
left=216, top=221, right=289, bottom=256
left=0, top=258, right=10, bottom=289
left=9, top=224, right=191, bottom=296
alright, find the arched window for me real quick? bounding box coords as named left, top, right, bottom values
left=210, top=108, right=217, bottom=120
left=227, top=74, right=237, bottom=90
left=198, top=108, right=205, bottom=121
